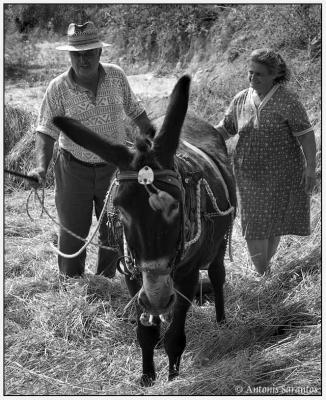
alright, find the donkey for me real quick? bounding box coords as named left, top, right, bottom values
left=53, top=75, right=236, bottom=386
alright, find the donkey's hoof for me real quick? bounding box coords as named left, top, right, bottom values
left=140, top=373, right=156, bottom=387
left=168, top=369, right=179, bottom=381
left=216, top=314, right=226, bottom=325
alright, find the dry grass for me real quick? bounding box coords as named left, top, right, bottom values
left=4, top=105, right=37, bottom=155
left=4, top=185, right=321, bottom=395
left=4, top=115, right=321, bottom=396
left=4, top=12, right=321, bottom=394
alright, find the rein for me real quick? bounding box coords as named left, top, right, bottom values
left=8, top=140, right=234, bottom=270
left=113, top=144, right=235, bottom=277
left=4, top=168, right=39, bottom=183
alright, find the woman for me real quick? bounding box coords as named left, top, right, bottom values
left=215, top=48, right=316, bottom=275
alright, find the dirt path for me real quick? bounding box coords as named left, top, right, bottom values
left=5, top=72, right=177, bottom=116
left=128, top=73, right=176, bottom=99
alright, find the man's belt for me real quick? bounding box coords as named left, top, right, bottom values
left=59, top=148, right=107, bottom=168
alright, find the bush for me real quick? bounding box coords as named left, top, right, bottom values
left=102, top=4, right=220, bottom=69
left=4, top=105, right=57, bottom=190
left=5, top=131, right=57, bottom=191
left=4, top=105, right=37, bottom=155
left=4, top=4, right=321, bottom=77
left=4, top=4, right=107, bottom=34
left=217, top=4, right=321, bottom=55
left=4, top=32, right=39, bottom=80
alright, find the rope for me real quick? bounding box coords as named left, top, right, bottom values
left=122, top=231, right=138, bottom=278
left=202, top=179, right=234, bottom=216
left=4, top=168, right=38, bottom=183
left=121, top=289, right=141, bottom=316
left=174, top=288, right=193, bottom=307
left=25, top=170, right=234, bottom=261
left=26, top=187, right=45, bottom=219
left=28, top=180, right=118, bottom=259
left=184, top=178, right=234, bottom=250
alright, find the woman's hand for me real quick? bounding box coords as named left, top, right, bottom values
left=301, top=166, right=316, bottom=195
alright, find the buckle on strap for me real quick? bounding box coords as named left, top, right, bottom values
left=117, top=167, right=182, bottom=190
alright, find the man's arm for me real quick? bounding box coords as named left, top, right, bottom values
left=28, top=132, right=55, bottom=188
left=134, top=111, right=156, bottom=139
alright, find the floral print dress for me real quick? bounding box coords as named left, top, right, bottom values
left=217, top=84, right=313, bottom=240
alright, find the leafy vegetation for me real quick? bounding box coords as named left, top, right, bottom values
left=4, top=3, right=321, bottom=395
left=5, top=4, right=321, bottom=75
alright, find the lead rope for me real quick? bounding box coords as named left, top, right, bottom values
left=29, top=179, right=118, bottom=258
left=26, top=187, right=45, bottom=219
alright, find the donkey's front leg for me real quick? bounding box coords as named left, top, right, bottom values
left=164, top=271, right=197, bottom=381
left=124, top=275, right=160, bottom=386
left=137, top=317, right=161, bottom=387
left=164, top=300, right=189, bottom=380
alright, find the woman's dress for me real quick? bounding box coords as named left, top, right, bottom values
left=218, top=84, right=313, bottom=239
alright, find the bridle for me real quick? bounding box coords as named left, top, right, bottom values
left=113, top=165, right=186, bottom=278
left=106, top=152, right=235, bottom=279
left=118, top=167, right=183, bottom=191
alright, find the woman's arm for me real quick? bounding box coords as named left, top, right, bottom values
left=297, top=131, right=317, bottom=194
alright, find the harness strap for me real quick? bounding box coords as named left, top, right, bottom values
left=117, top=169, right=182, bottom=190
left=114, top=140, right=235, bottom=270
left=181, top=139, right=232, bottom=205
left=179, top=141, right=235, bottom=261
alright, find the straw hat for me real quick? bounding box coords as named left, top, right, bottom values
left=56, top=21, right=111, bottom=51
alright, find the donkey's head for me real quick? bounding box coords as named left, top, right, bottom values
left=53, top=75, right=190, bottom=316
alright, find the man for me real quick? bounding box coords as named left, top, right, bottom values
left=28, top=21, right=154, bottom=278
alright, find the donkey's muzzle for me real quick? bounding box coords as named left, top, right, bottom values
left=138, top=288, right=176, bottom=316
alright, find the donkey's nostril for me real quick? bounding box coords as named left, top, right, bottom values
left=138, top=289, right=150, bottom=310
left=138, top=287, right=176, bottom=315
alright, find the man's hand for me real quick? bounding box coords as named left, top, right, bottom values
left=134, top=111, right=156, bottom=139
left=143, top=124, right=156, bottom=139
left=28, top=167, right=47, bottom=189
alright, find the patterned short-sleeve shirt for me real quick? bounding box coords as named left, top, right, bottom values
left=36, top=63, right=144, bottom=163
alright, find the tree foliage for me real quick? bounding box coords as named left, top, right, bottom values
left=101, top=4, right=221, bottom=65
left=4, top=4, right=321, bottom=72
left=4, top=4, right=105, bottom=33
left=228, top=4, right=321, bottom=50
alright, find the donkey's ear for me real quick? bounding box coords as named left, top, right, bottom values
left=53, top=116, right=133, bottom=168
left=153, top=75, right=190, bottom=167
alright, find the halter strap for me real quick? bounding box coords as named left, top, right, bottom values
left=117, top=169, right=183, bottom=190
left=116, top=167, right=185, bottom=276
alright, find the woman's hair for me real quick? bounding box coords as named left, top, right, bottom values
left=250, top=48, right=291, bottom=84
